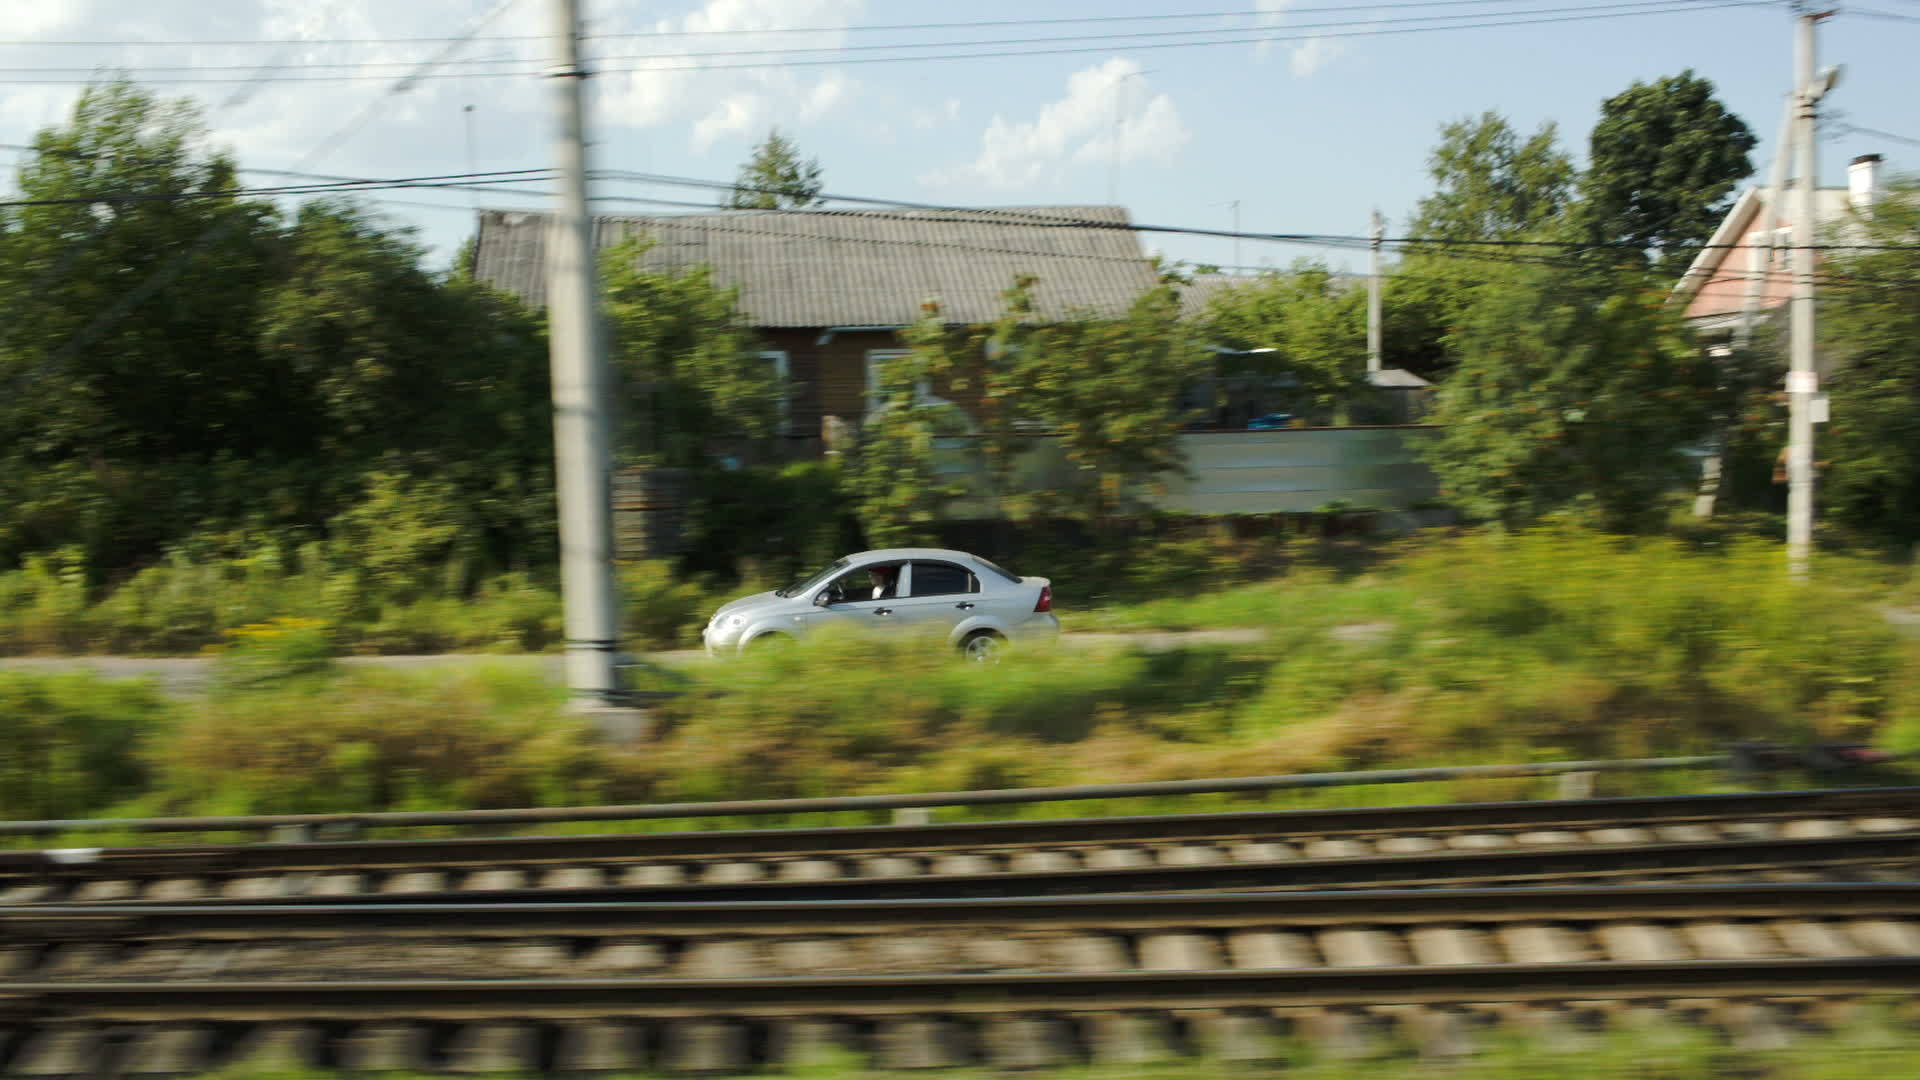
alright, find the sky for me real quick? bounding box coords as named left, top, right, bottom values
left=0, top=0, right=1914, bottom=276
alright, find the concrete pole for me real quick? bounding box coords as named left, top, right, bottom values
left=1787, top=10, right=1830, bottom=580
left=546, top=0, right=622, bottom=704
left=1367, top=209, right=1385, bottom=375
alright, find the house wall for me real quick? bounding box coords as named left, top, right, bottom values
left=939, top=426, right=1440, bottom=517
left=1684, top=224, right=1795, bottom=321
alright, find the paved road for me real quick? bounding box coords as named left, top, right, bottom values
left=0, top=629, right=1271, bottom=698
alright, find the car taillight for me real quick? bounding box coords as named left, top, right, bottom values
left=1034, top=584, right=1052, bottom=613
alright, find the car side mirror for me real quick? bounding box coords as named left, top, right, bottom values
left=813, top=591, right=831, bottom=608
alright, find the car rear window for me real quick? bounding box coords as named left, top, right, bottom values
left=972, top=556, right=1022, bottom=584
left=909, top=561, right=977, bottom=597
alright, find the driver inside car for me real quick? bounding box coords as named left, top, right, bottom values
left=867, top=565, right=898, bottom=600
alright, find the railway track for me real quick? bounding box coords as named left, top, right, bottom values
left=2, top=884, right=1918, bottom=1071
left=7, top=787, right=1919, bottom=905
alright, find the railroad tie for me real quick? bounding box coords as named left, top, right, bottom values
left=1514, top=830, right=1586, bottom=846
left=1714, top=1001, right=1796, bottom=1051
left=338, top=1022, right=433, bottom=1073
left=680, top=938, right=764, bottom=979
left=859, top=856, right=922, bottom=878
left=142, top=878, right=204, bottom=901
left=1156, top=844, right=1226, bottom=867
left=1056, top=933, right=1131, bottom=971
left=221, top=875, right=288, bottom=899
left=661, top=1018, right=750, bottom=1073
left=117, top=1024, right=215, bottom=1076
left=1226, top=929, right=1318, bottom=969
left=1228, top=840, right=1298, bottom=862
left=69, top=879, right=138, bottom=903
left=460, top=869, right=527, bottom=892
left=1192, top=1009, right=1285, bottom=1062
left=444, top=1021, right=539, bottom=1074
left=778, top=858, right=844, bottom=881
left=1846, top=918, right=1920, bottom=956
left=0, top=884, right=56, bottom=905
left=931, top=853, right=997, bottom=876
left=1768, top=919, right=1870, bottom=958
left=984, top=1014, right=1074, bottom=1069
left=618, top=864, right=685, bottom=886
left=1407, top=924, right=1499, bottom=967
left=1302, top=839, right=1373, bottom=859
left=540, top=866, right=606, bottom=890
left=1007, top=849, right=1079, bottom=873
left=1298, top=1006, right=1392, bottom=1060
left=703, top=861, right=765, bottom=884
left=1083, top=847, right=1153, bottom=869
left=380, top=870, right=447, bottom=894
left=1138, top=931, right=1223, bottom=971
left=876, top=1017, right=968, bottom=1070
left=1682, top=921, right=1784, bottom=960
left=1595, top=922, right=1691, bottom=963
left=770, top=1018, right=855, bottom=1069
left=304, top=873, right=364, bottom=897
left=1084, top=1011, right=1178, bottom=1065
left=1781, top=819, right=1854, bottom=839
left=225, top=1023, right=324, bottom=1070
left=581, top=937, right=668, bottom=973
left=1375, top=835, right=1443, bottom=854
left=6, top=1021, right=106, bottom=1077
left=552, top=1019, right=646, bottom=1073
left=1317, top=927, right=1411, bottom=968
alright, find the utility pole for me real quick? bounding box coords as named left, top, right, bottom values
left=1787, top=8, right=1837, bottom=580
left=1367, top=209, right=1384, bottom=375
left=547, top=0, right=622, bottom=705
left=1231, top=199, right=1241, bottom=271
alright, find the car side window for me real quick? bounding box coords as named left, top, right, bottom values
left=908, top=561, right=977, bottom=597
left=822, top=564, right=899, bottom=604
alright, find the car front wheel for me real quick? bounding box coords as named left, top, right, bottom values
left=960, top=630, right=1006, bottom=664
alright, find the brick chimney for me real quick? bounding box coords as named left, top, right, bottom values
left=1849, top=154, right=1884, bottom=215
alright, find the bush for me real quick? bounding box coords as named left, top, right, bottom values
left=0, top=672, right=171, bottom=820
left=146, top=665, right=653, bottom=816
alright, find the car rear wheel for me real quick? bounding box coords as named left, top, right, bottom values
left=960, top=629, right=1006, bottom=664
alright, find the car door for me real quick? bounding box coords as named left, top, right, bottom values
left=887, top=560, right=982, bottom=640
left=794, top=562, right=903, bottom=638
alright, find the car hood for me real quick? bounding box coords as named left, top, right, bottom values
left=710, top=590, right=788, bottom=621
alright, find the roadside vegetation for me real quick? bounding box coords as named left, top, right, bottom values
left=9, top=528, right=1913, bottom=829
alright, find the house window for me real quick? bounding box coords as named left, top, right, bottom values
left=761, top=350, right=790, bottom=434
left=865, top=349, right=955, bottom=416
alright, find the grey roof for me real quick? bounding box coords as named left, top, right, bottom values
left=472, top=205, right=1161, bottom=328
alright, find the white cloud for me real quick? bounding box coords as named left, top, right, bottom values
left=1289, top=35, right=1345, bottom=78
left=933, top=58, right=1187, bottom=190
left=1253, top=0, right=1291, bottom=59
left=597, top=0, right=864, bottom=154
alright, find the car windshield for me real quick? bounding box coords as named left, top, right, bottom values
left=777, top=558, right=850, bottom=597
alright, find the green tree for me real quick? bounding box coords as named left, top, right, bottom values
left=1818, top=177, right=1920, bottom=542
left=0, top=80, right=280, bottom=569
left=1200, top=261, right=1368, bottom=416
left=1006, top=280, right=1209, bottom=521
left=1393, top=112, right=1578, bottom=380
left=1407, top=112, right=1577, bottom=244
left=1423, top=263, right=1722, bottom=530
left=725, top=128, right=824, bottom=210
left=1572, top=70, right=1756, bottom=274
left=599, top=235, right=782, bottom=468
left=845, top=322, right=969, bottom=546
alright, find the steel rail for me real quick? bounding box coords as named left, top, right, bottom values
left=40, top=830, right=1920, bottom=906
left=7, top=959, right=1919, bottom=1018
left=0, top=755, right=1733, bottom=837
left=5, top=787, right=1915, bottom=880
left=6, top=882, right=1919, bottom=938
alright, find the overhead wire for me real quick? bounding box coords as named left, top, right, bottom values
left=0, top=0, right=1778, bottom=76
left=0, top=0, right=1774, bottom=48
left=0, top=0, right=1783, bottom=83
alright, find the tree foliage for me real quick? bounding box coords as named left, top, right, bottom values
left=599, top=235, right=782, bottom=468
left=1573, top=70, right=1756, bottom=274
left=0, top=81, right=556, bottom=578
left=1199, top=261, right=1368, bottom=415
left=1423, top=264, right=1722, bottom=530
left=1817, top=178, right=1920, bottom=543
left=725, top=128, right=824, bottom=210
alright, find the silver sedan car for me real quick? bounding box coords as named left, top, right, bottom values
left=702, top=548, right=1059, bottom=661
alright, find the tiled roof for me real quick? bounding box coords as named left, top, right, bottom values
left=472, top=205, right=1162, bottom=328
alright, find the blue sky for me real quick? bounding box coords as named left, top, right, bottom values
left=0, top=1, right=1913, bottom=275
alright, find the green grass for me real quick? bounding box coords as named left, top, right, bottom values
left=177, top=1012, right=1920, bottom=1080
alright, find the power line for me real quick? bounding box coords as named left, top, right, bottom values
left=1835, top=122, right=1920, bottom=148
left=0, top=169, right=556, bottom=209
left=0, top=0, right=1750, bottom=48
left=0, top=1, right=1781, bottom=83
left=1846, top=6, right=1920, bottom=21
left=0, top=0, right=1770, bottom=75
